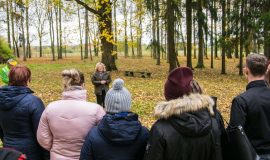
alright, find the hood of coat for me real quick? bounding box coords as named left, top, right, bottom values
left=155, top=93, right=215, bottom=137
left=0, top=86, right=33, bottom=111
left=62, top=86, right=87, bottom=101
left=98, top=112, right=142, bottom=145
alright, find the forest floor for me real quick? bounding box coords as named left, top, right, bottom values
left=0, top=56, right=247, bottom=128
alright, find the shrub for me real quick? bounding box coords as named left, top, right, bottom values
left=0, top=37, right=14, bottom=63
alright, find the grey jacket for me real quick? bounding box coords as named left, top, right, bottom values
left=91, top=72, right=111, bottom=95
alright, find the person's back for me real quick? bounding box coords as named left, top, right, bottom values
left=37, top=69, right=105, bottom=160
left=240, top=81, right=270, bottom=153
left=228, top=54, right=270, bottom=158
left=145, top=94, right=216, bottom=160
left=80, top=79, right=149, bottom=160
left=0, top=66, right=46, bottom=160
left=81, top=113, right=148, bottom=160
left=144, top=68, right=218, bottom=160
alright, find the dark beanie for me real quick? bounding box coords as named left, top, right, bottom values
left=164, top=67, right=193, bottom=101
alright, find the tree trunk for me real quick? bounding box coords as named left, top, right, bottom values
left=59, top=1, right=63, bottom=59
left=55, top=6, right=60, bottom=59
left=196, top=0, right=204, bottom=68
left=167, top=0, right=177, bottom=72
left=26, top=0, right=31, bottom=58
left=77, top=4, right=83, bottom=60
left=97, top=0, right=117, bottom=71
left=113, top=0, right=117, bottom=54
left=85, top=8, right=89, bottom=59
left=6, top=0, right=11, bottom=48
left=239, top=0, right=244, bottom=75
left=136, top=0, right=143, bottom=58
left=21, top=9, right=26, bottom=61
left=210, top=0, right=214, bottom=68
left=10, top=0, right=19, bottom=57
left=49, top=7, right=55, bottom=61
left=193, top=9, right=197, bottom=59
left=221, top=0, right=226, bottom=74
left=226, top=0, right=232, bottom=59
left=156, top=0, right=161, bottom=65
left=263, top=0, right=270, bottom=59
left=235, top=7, right=239, bottom=59
left=152, top=1, right=157, bottom=59
left=214, top=1, right=218, bottom=58
left=124, top=0, right=128, bottom=58
left=204, top=10, right=208, bottom=59
left=186, top=0, right=192, bottom=68
left=89, top=36, right=93, bottom=61
left=39, top=36, right=42, bottom=58
left=130, top=7, right=135, bottom=58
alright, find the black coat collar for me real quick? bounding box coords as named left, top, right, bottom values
left=246, top=80, right=268, bottom=90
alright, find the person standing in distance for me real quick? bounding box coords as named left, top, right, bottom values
left=228, top=53, right=270, bottom=159
left=0, top=59, right=17, bottom=85
left=91, top=62, right=111, bottom=107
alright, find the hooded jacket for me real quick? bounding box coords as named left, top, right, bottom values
left=37, top=87, right=105, bottom=160
left=80, top=112, right=149, bottom=160
left=0, top=86, right=46, bottom=160
left=144, top=93, right=218, bottom=160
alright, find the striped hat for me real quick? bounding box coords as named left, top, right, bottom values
left=105, top=78, right=131, bottom=113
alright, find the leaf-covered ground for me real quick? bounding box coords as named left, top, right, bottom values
left=0, top=56, right=247, bottom=128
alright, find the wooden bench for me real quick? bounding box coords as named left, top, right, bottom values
left=124, top=71, right=152, bottom=78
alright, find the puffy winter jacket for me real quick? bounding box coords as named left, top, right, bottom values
left=0, top=86, right=47, bottom=160
left=80, top=112, right=149, bottom=160
left=144, top=93, right=221, bottom=160
left=37, top=87, right=105, bottom=160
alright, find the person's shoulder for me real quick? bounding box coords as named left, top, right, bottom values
left=150, top=119, right=171, bottom=134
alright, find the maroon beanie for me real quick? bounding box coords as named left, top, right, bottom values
left=164, top=67, right=193, bottom=101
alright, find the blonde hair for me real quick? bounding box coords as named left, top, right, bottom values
left=62, top=69, right=84, bottom=90
left=95, top=62, right=106, bottom=72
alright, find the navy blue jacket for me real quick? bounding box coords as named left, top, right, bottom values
left=0, top=86, right=47, bottom=160
left=80, top=112, right=149, bottom=160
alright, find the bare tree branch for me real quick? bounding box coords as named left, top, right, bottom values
left=73, top=0, right=100, bottom=15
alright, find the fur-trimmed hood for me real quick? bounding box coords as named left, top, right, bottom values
left=154, top=93, right=215, bottom=137
left=155, top=93, right=214, bottom=119
left=155, top=94, right=214, bottom=137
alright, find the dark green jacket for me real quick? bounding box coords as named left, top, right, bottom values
left=91, top=72, right=111, bottom=95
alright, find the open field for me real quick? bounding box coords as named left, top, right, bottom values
left=0, top=56, right=247, bottom=128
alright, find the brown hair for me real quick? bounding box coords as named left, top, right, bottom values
left=9, top=65, right=31, bottom=86
left=246, top=54, right=268, bottom=76
left=62, top=69, right=85, bottom=90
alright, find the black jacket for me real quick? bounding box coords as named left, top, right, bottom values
left=0, top=86, right=47, bottom=160
left=228, top=80, right=270, bottom=155
left=91, top=72, right=111, bottom=95
left=144, top=94, right=221, bottom=160
left=80, top=112, right=149, bottom=160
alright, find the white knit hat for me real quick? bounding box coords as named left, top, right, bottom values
left=105, top=78, right=132, bottom=113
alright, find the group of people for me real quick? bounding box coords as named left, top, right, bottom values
left=0, top=53, right=269, bottom=160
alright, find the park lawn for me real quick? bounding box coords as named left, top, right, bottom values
left=0, top=56, right=247, bottom=148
